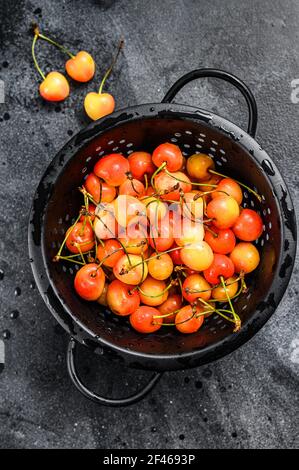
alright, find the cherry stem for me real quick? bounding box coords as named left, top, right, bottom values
left=99, top=39, right=124, bottom=94
left=32, top=32, right=45, bottom=80
left=150, top=162, right=167, bottom=190
left=220, top=276, right=241, bottom=332
left=137, top=279, right=174, bottom=298
left=209, top=169, right=262, bottom=202
left=33, top=24, right=74, bottom=58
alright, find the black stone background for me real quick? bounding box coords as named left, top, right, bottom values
left=0, top=0, right=298, bottom=449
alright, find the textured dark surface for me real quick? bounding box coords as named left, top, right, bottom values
left=0, top=0, right=298, bottom=449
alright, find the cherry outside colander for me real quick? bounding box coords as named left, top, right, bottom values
left=28, top=69, right=297, bottom=407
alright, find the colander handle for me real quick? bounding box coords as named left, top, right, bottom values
left=162, top=68, right=258, bottom=137
left=66, top=338, right=162, bottom=407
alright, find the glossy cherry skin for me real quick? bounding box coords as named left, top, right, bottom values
left=84, top=92, right=115, bottom=121
left=128, top=152, right=155, bottom=180
left=186, top=153, right=215, bottom=181
left=130, top=306, right=162, bottom=333
left=203, top=254, right=235, bottom=285
left=94, top=153, right=130, bottom=187
left=84, top=173, right=116, bottom=203
left=204, top=227, right=236, bottom=254
left=206, top=196, right=240, bottom=229
left=65, top=51, right=95, bottom=82
left=182, top=274, right=212, bottom=303
left=65, top=221, right=95, bottom=254
left=158, top=294, right=182, bottom=324
left=39, top=71, right=70, bottom=102
left=212, top=178, right=243, bottom=205
left=175, top=305, right=205, bottom=334
left=96, top=239, right=124, bottom=268
left=74, top=263, right=105, bottom=301
left=233, top=209, right=263, bottom=241
left=106, top=280, right=140, bottom=316
left=152, top=142, right=183, bottom=172
left=230, top=242, right=260, bottom=273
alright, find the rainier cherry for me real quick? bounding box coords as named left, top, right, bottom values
left=152, top=143, right=183, bottom=172
left=94, top=153, right=130, bottom=187
left=230, top=242, right=260, bottom=273
left=203, top=254, right=235, bottom=285
left=84, top=173, right=116, bottom=203
left=97, top=239, right=124, bottom=267
left=186, top=153, right=215, bottom=181
left=113, top=254, right=148, bottom=285
left=106, top=280, right=140, bottom=316
left=212, top=276, right=239, bottom=301
left=65, top=51, right=95, bottom=82
left=204, top=227, right=236, bottom=255
left=139, top=276, right=169, bottom=307
left=65, top=221, right=95, bottom=254
left=84, top=40, right=123, bottom=120
left=130, top=306, right=162, bottom=334
left=154, top=170, right=192, bottom=201
left=175, top=305, right=205, bottom=334
left=148, top=253, right=174, bottom=280
left=180, top=241, right=214, bottom=271
left=128, top=152, right=155, bottom=180
left=206, top=196, right=240, bottom=229
left=212, top=178, right=243, bottom=205
left=182, top=274, right=212, bottom=303
left=74, top=263, right=105, bottom=301
left=158, top=294, right=182, bottom=324
left=233, top=209, right=263, bottom=241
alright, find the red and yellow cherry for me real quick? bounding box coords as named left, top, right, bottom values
left=149, top=221, right=174, bottom=252
left=154, top=171, right=192, bottom=201
left=204, top=227, right=236, bottom=254
left=113, top=195, right=146, bottom=227
left=118, top=233, right=148, bottom=255
left=212, top=276, right=239, bottom=301
left=233, top=209, right=263, bottom=241
left=181, top=192, right=204, bottom=221
left=144, top=197, right=168, bottom=222
left=130, top=306, right=162, bottom=333
left=119, top=178, right=145, bottom=197
left=206, top=196, right=240, bottom=229
left=180, top=241, right=214, bottom=271
left=175, top=305, right=205, bottom=334
left=106, top=280, right=140, bottom=316
left=182, top=274, right=212, bottom=303
left=145, top=186, right=156, bottom=196
left=97, top=282, right=108, bottom=306
left=84, top=92, right=115, bottom=121
left=39, top=71, right=70, bottom=102
left=230, top=242, right=260, bottom=273
left=113, top=254, right=148, bottom=285
left=84, top=173, right=116, bottom=203
left=65, top=51, right=95, bottom=82
left=203, top=254, right=235, bottom=285
left=65, top=221, right=95, bottom=254
left=148, top=253, right=173, bottom=280
left=186, top=153, right=215, bottom=181
left=128, top=152, right=155, bottom=180
left=175, top=221, right=204, bottom=246
left=158, top=294, right=182, bottom=324
left=169, top=243, right=183, bottom=265
left=94, top=153, right=130, bottom=187
left=152, top=142, right=183, bottom=172
left=212, top=178, right=243, bottom=205
left=96, top=239, right=124, bottom=267
left=74, top=263, right=105, bottom=301
left=139, top=276, right=168, bottom=306
left=79, top=203, right=96, bottom=222
left=94, top=203, right=117, bottom=239
left=84, top=40, right=123, bottom=120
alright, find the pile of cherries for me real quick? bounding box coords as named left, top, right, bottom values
left=54, top=143, right=263, bottom=334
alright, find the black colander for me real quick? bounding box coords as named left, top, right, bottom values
left=28, top=69, right=297, bottom=406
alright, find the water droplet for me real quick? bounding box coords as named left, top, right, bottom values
left=14, top=287, right=21, bottom=296
left=262, top=159, right=275, bottom=176
left=0, top=269, right=4, bottom=280
left=30, top=280, right=36, bottom=290
left=3, top=329, right=11, bottom=340
left=10, top=310, right=19, bottom=319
